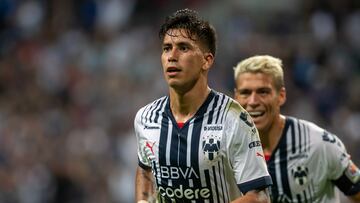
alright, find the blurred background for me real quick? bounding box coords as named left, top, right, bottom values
left=0, top=0, right=359, bottom=202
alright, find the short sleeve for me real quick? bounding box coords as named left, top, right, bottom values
left=323, top=131, right=360, bottom=195
left=323, top=131, right=351, bottom=179
left=227, top=110, right=272, bottom=194
left=134, top=108, right=152, bottom=169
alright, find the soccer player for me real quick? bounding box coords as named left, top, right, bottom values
left=233, top=55, right=360, bottom=203
left=135, top=9, right=272, bottom=203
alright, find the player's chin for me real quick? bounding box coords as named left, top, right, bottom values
left=167, top=80, right=183, bottom=89
left=252, top=115, right=267, bottom=129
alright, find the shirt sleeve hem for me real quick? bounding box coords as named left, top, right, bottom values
left=138, top=158, right=152, bottom=170
left=237, top=176, right=273, bottom=194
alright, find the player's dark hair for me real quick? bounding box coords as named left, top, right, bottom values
left=159, top=8, right=217, bottom=56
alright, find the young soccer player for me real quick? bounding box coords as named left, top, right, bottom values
left=135, top=9, right=272, bottom=203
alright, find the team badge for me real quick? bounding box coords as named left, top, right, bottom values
left=202, top=134, right=221, bottom=161
left=291, top=165, right=309, bottom=186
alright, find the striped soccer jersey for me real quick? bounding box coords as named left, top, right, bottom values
left=268, top=116, right=360, bottom=203
left=135, top=90, right=272, bottom=202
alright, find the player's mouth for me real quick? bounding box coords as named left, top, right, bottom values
left=248, top=111, right=265, bottom=119
left=166, top=67, right=181, bottom=77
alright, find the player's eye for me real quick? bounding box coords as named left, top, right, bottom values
left=179, top=45, right=189, bottom=52
left=238, top=89, right=251, bottom=97
left=163, top=46, right=171, bottom=52
left=257, top=88, right=271, bottom=96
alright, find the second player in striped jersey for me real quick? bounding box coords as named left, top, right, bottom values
left=233, top=55, right=360, bottom=203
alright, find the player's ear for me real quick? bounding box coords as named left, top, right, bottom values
left=278, top=87, right=286, bottom=106
left=202, top=52, right=214, bottom=71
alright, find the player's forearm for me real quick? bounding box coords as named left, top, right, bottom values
left=231, top=189, right=270, bottom=203
left=135, top=166, right=155, bottom=202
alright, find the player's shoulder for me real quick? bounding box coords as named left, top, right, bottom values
left=218, top=93, right=254, bottom=127
left=287, top=116, right=343, bottom=146
left=135, top=96, right=168, bottom=121
left=208, top=90, right=238, bottom=113
left=222, top=95, right=247, bottom=118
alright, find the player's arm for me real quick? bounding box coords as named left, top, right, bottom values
left=231, top=188, right=270, bottom=203
left=323, top=132, right=360, bottom=202
left=135, top=166, right=155, bottom=203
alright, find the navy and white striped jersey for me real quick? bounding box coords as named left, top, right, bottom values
left=135, top=90, right=272, bottom=202
left=268, top=116, right=360, bottom=203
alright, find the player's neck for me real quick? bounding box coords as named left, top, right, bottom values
left=259, top=114, right=286, bottom=154
left=169, top=85, right=211, bottom=123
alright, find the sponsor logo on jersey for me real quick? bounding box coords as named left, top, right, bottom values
left=145, top=141, right=156, bottom=155
left=144, top=125, right=160, bottom=130
left=291, top=165, right=309, bottom=186
left=203, top=125, right=223, bottom=131
left=157, top=166, right=200, bottom=179
left=158, top=184, right=211, bottom=200
left=288, top=153, right=309, bottom=160
left=249, top=141, right=262, bottom=149
left=322, top=131, right=336, bottom=143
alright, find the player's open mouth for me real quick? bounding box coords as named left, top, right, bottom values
left=167, top=67, right=181, bottom=76
left=167, top=67, right=181, bottom=73
left=248, top=111, right=264, bottom=118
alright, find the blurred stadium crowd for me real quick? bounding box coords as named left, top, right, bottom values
left=0, top=0, right=359, bottom=202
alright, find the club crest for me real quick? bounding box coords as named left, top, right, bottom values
left=202, top=134, right=221, bottom=161
left=291, top=165, right=309, bottom=186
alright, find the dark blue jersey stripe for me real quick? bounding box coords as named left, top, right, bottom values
left=207, top=94, right=219, bottom=124
left=190, top=117, right=206, bottom=190
left=303, top=190, right=308, bottom=203
left=221, top=100, right=232, bottom=123
left=144, top=100, right=158, bottom=123
left=267, top=158, right=279, bottom=200
left=154, top=98, right=167, bottom=124
left=204, top=169, right=214, bottom=203
left=140, top=103, right=151, bottom=125
left=170, top=125, right=179, bottom=166
left=297, top=119, right=302, bottom=153
left=149, top=99, right=162, bottom=123
left=289, top=118, right=296, bottom=154
left=215, top=95, right=225, bottom=124
left=296, top=194, right=301, bottom=202
left=306, top=123, right=310, bottom=152
left=279, top=118, right=292, bottom=200
left=220, top=98, right=230, bottom=123
left=195, top=90, right=215, bottom=117
left=178, top=125, right=189, bottom=166
left=303, top=122, right=308, bottom=153
left=212, top=165, right=220, bottom=203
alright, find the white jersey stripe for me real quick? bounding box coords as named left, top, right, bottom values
left=187, top=120, right=194, bottom=167
left=274, top=150, right=283, bottom=195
